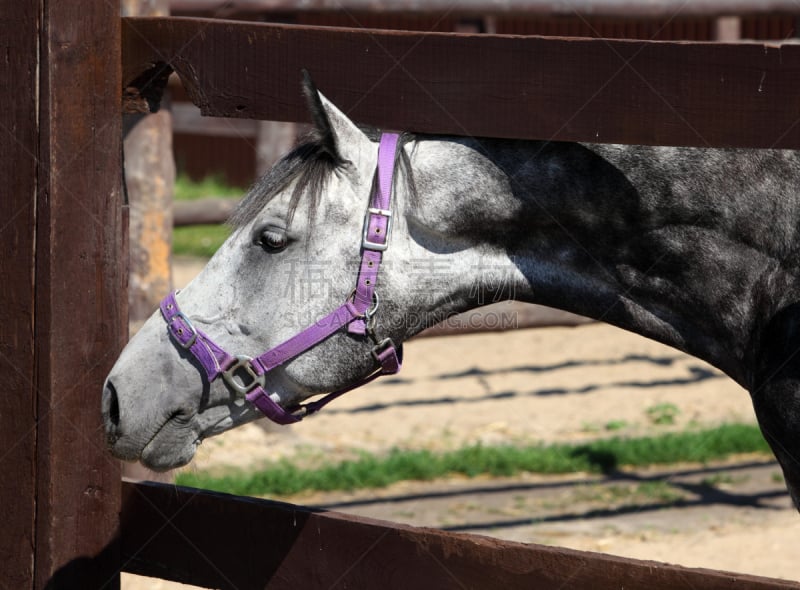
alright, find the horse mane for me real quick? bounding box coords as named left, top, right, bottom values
left=229, top=129, right=417, bottom=229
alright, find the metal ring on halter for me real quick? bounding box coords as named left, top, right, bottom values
left=364, top=292, right=381, bottom=339
left=365, top=291, right=380, bottom=320
left=346, top=290, right=380, bottom=320
left=222, top=355, right=266, bottom=396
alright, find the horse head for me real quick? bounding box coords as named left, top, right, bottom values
left=103, top=75, right=512, bottom=470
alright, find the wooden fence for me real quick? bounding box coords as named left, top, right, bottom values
left=1, top=2, right=125, bottom=587
left=121, top=481, right=800, bottom=589
left=5, top=4, right=800, bottom=588
left=167, top=0, right=799, bottom=186
left=122, top=16, right=800, bottom=588
left=125, top=17, right=800, bottom=148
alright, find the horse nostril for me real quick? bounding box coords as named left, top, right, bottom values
left=102, top=380, right=121, bottom=445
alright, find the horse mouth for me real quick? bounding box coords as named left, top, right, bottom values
left=139, top=428, right=198, bottom=471
left=124, top=405, right=245, bottom=471
left=102, top=380, right=195, bottom=469
left=151, top=418, right=195, bottom=471
left=103, top=371, right=260, bottom=470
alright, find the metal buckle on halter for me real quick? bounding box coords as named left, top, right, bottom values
left=222, top=355, right=266, bottom=395
left=370, top=338, right=396, bottom=363
left=362, top=207, right=392, bottom=251
left=169, top=312, right=198, bottom=349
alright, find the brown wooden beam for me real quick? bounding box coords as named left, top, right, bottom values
left=123, top=0, right=176, bottom=328
left=0, top=9, right=122, bottom=587
left=123, top=17, right=800, bottom=149
left=0, top=5, right=40, bottom=586
left=2, top=2, right=125, bottom=588
left=121, top=481, right=800, bottom=590
left=169, top=0, right=800, bottom=18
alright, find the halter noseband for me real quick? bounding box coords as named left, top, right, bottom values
left=159, top=133, right=403, bottom=425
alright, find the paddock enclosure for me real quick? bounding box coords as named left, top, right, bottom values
left=6, top=0, right=800, bottom=587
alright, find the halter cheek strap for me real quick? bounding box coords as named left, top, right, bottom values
left=160, top=133, right=403, bottom=425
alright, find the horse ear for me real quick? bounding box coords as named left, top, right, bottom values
left=301, top=70, right=371, bottom=164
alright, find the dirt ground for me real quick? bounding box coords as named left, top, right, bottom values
left=123, top=257, right=800, bottom=588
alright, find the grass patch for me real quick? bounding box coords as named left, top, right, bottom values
left=604, top=419, right=628, bottom=432
left=573, top=481, right=685, bottom=505
left=173, top=224, right=232, bottom=258
left=175, top=173, right=243, bottom=201
left=172, top=174, right=241, bottom=256
left=701, top=473, right=749, bottom=488
left=646, top=402, right=680, bottom=425
left=176, top=423, right=770, bottom=497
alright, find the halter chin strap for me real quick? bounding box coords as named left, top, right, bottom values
left=160, top=133, right=402, bottom=425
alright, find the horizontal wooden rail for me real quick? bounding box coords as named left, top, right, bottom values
left=121, top=481, right=800, bottom=589
left=170, top=0, right=800, bottom=18
left=123, top=17, right=800, bottom=148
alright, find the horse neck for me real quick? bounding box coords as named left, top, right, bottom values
left=413, top=138, right=800, bottom=387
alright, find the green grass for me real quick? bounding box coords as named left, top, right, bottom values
left=176, top=423, right=771, bottom=497
left=604, top=419, right=628, bottom=432
left=175, top=173, right=243, bottom=201
left=172, top=174, right=241, bottom=256
left=573, top=481, right=685, bottom=505
left=173, top=224, right=232, bottom=257
left=646, top=402, right=680, bottom=425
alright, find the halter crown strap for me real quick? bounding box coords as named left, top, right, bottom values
left=160, top=133, right=402, bottom=425
left=349, top=132, right=398, bottom=333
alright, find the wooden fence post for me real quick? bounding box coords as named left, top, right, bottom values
left=714, top=16, right=742, bottom=41
left=0, top=2, right=125, bottom=588
left=256, top=120, right=301, bottom=177
left=122, top=0, right=175, bottom=326
left=121, top=0, right=176, bottom=485
left=0, top=4, right=41, bottom=587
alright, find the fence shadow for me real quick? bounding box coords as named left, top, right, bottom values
left=326, top=363, right=723, bottom=415
left=313, top=460, right=788, bottom=534
left=380, top=353, right=684, bottom=386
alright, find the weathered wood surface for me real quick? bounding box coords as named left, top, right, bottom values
left=170, top=0, right=800, bottom=18
left=0, top=4, right=40, bottom=588
left=33, top=1, right=126, bottom=587
left=123, top=17, right=800, bottom=148
left=121, top=481, right=800, bottom=590
left=0, top=1, right=125, bottom=587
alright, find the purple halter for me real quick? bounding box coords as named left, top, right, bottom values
left=159, top=133, right=403, bottom=424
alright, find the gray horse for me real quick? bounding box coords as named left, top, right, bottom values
left=104, top=76, right=800, bottom=509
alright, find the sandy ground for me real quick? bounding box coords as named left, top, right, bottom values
left=123, top=257, right=800, bottom=588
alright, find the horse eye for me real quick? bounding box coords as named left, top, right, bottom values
left=257, top=229, right=288, bottom=252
